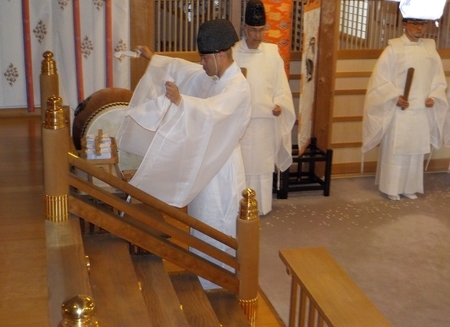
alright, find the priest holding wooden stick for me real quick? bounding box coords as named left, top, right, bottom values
left=362, top=16, right=448, bottom=201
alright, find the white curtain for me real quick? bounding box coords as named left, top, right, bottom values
left=0, top=0, right=130, bottom=120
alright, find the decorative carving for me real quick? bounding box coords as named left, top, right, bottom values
left=239, top=188, right=259, bottom=220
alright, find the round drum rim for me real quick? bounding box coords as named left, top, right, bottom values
left=79, top=101, right=129, bottom=140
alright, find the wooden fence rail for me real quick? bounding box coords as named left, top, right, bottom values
left=279, top=247, right=392, bottom=327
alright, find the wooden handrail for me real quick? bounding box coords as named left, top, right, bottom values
left=68, top=171, right=239, bottom=270
left=66, top=150, right=261, bottom=321
left=69, top=153, right=238, bottom=250
left=68, top=154, right=242, bottom=292
left=279, top=247, right=392, bottom=327
left=69, top=193, right=240, bottom=292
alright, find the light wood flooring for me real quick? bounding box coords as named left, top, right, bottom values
left=0, top=115, right=284, bottom=327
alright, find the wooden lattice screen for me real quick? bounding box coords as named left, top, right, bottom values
left=155, top=0, right=231, bottom=52
left=153, top=1, right=450, bottom=54
left=291, top=0, right=304, bottom=52
left=339, top=0, right=450, bottom=50
left=154, top=0, right=304, bottom=53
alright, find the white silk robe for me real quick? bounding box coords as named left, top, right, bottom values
left=444, top=90, right=450, bottom=147
left=116, top=55, right=251, bottom=288
left=362, top=35, right=448, bottom=197
left=233, top=40, right=295, bottom=215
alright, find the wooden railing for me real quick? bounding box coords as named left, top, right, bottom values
left=42, top=96, right=260, bottom=325
left=69, top=153, right=242, bottom=290
left=279, top=247, right=392, bottom=327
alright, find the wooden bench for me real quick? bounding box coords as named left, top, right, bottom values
left=279, top=247, right=392, bottom=327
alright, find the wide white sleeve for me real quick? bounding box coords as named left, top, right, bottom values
left=272, top=55, right=296, bottom=172
left=362, top=46, right=399, bottom=153
left=425, top=44, right=448, bottom=149
left=444, top=102, right=450, bottom=147
left=116, top=55, right=176, bottom=157
left=127, top=73, right=251, bottom=207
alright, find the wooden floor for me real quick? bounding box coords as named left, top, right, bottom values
left=0, top=116, right=48, bottom=326
left=0, top=115, right=284, bottom=327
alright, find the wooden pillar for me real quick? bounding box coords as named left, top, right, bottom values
left=313, top=0, right=340, bottom=151
left=43, top=96, right=69, bottom=222
left=229, top=0, right=243, bottom=35
left=130, top=0, right=155, bottom=91
left=237, top=188, right=260, bottom=326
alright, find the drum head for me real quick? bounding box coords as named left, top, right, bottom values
left=72, top=87, right=133, bottom=149
left=80, top=102, right=143, bottom=172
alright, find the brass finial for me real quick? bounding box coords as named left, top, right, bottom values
left=41, top=51, right=57, bottom=75
left=239, top=188, right=259, bottom=220
left=59, top=294, right=99, bottom=327
left=44, top=95, right=65, bottom=130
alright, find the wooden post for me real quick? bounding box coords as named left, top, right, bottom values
left=130, top=0, right=155, bottom=91
left=237, top=188, right=260, bottom=326
left=314, top=0, right=339, bottom=151
left=58, top=294, right=99, bottom=327
left=43, top=96, right=69, bottom=222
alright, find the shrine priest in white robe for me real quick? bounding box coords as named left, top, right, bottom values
left=233, top=0, right=296, bottom=215
left=362, top=17, right=448, bottom=201
left=116, top=19, right=251, bottom=289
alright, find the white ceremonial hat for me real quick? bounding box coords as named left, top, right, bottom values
left=387, top=0, right=446, bottom=20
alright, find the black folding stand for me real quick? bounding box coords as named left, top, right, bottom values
left=275, top=137, right=333, bottom=199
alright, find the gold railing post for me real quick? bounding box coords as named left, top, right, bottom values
left=43, top=95, right=69, bottom=222
left=40, top=51, right=59, bottom=123
left=237, top=188, right=260, bottom=326
left=58, top=294, right=99, bottom=327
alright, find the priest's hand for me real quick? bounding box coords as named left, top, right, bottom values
left=136, top=45, right=153, bottom=60
left=396, top=96, right=409, bottom=109
left=165, top=81, right=181, bottom=106
left=425, top=98, right=434, bottom=108
left=273, top=105, right=281, bottom=116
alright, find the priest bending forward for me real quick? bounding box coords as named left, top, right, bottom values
left=116, top=19, right=251, bottom=288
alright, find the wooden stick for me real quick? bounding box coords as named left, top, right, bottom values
left=402, top=67, right=415, bottom=110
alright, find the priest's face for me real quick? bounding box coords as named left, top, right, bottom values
left=403, top=20, right=428, bottom=42
left=243, top=24, right=266, bottom=49
left=200, top=53, right=219, bottom=77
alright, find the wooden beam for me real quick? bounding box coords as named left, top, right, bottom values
left=338, top=49, right=383, bottom=59
left=332, top=116, right=363, bottom=122
left=330, top=142, right=362, bottom=148
left=335, top=89, right=366, bottom=95
left=130, top=0, right=155, bottom=91
left=314, top=0, right=340, bottom=151
left=335, top=71, right=372, bottom=78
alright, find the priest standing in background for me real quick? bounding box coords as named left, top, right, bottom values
left=233, top=0, right=296, bottom=215
left=362, top=16, right=448, bottom=201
